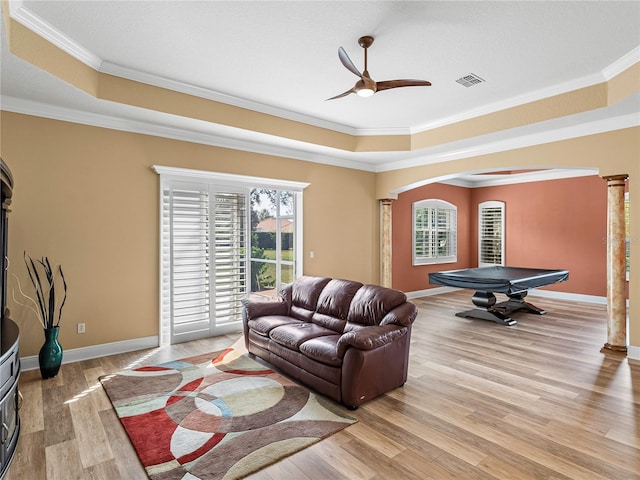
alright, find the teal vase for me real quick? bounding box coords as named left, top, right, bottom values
left=39, top=326, right=63, bottom=379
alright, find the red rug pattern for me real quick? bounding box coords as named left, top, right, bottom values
left=100, top=347, right=356, bottom=480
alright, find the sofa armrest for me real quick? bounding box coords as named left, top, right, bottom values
left=337, top=324, right=407, bottom=357
left=242, top=297, right=289, bottom=320
left=380, top=302, right=417, bottom=327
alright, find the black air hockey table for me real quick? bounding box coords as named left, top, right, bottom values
left=428, top=266, right=569, bottom=326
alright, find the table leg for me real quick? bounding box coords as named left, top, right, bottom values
left=494, top=291, right=547, bottom=315
left=455, top=291, right=517, bottom=326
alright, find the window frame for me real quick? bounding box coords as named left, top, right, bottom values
left=412, top=199, right=458, bottom=266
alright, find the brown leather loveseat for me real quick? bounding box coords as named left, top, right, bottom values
left=242, top=275, right=417, bottom=409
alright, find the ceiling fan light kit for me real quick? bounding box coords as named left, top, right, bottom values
left=327, top=35, right=431, bottom=100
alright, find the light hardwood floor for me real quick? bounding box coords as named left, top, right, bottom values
left=7, top=290, right=640, bottom=480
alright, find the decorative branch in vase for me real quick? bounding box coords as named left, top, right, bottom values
left=13, top=252, right=67, bottom=379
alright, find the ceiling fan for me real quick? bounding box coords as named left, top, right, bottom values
left=327, top=35, right=432, bottom=100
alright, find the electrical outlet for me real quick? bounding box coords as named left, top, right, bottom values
left=77, top=323, right=85, bottom=334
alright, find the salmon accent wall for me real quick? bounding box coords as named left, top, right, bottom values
left=393, top=175, right=609, bottom=297
left=391, top=183, right=472, bottom=293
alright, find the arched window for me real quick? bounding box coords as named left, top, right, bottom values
left=413, top=199, right=457, bottom=265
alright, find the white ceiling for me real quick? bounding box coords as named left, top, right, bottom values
left=1, top=1, right=639, bottom=172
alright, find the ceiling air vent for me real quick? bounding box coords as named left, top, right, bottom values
left=456, top=73, right=485, bottom=87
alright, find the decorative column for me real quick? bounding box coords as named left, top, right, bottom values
left=380, top=199, right=393, bottom=288
left=602, top=174, right=628, bottom=353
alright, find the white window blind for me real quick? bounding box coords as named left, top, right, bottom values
left=479, top=201, right=505, bottom=267
left=168, top=186, right=211, bottom=337
left=161, top=181, right=247, bottom=344
left=212, top=192, right=246, bottom=325
left=625, top=192, right=629, bottom=277
left=413, top=199, right=457, bottom=265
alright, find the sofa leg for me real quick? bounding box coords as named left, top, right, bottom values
left=346, top=405, right=358, bottom=411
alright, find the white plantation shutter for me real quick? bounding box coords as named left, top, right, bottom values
left=479, top=201, right=505, bottom=267
left=161, top=181, right=246, bottom=344
left=413, top=199, right=457, bottom=265
left=170, top=186, right=210, bottom=337
left=212, top=192, right=246, bottom=325
left=625, top=192, right=629, bottom=277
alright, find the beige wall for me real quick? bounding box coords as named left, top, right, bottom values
left=377, top=127, right=640, bottom=348
left=2, top=113, right=638, bottom=355
left=1, top=112, right=378, bottom=356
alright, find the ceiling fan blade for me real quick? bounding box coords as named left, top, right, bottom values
left=326, top=87, right=356, bottom=101
left=376, top=79, right=432, bottom=91
left=338, top=47, right=363, bottom=78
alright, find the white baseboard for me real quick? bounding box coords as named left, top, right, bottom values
left=627, top=345, right=640, bottom=361
left=527, top=288, right=607, bottom=304
left=405, top=286, right=608, bottom=305
left=405, top=286, right=459, bottom=299
left=20, top=335, right=159, bottom=371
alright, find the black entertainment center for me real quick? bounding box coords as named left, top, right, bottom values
left=0, top=159, right=20, bottom=479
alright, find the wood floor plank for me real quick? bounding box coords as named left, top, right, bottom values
left=67, top=395, right=114, bottom=468
left=5, top=431, right=46, bottom=480
left=98, top=409, right=148, bottom=479
left=7, top=291, right=639, bottom=479
left=82, top=366, right=113, bottom=412
left=44, top=439, right=84, bottom=480
left=306, top=436, right=378, bottom=480
left=338, top=421, right=406, bottom=458
left=16, top=371, right=44, bottom=435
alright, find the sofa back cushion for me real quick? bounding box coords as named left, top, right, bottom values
left=290, top=276, right=331, bottom=321
left=346, top=284, right=408, bottom=328
left=312, top=278, right=363, bottom=332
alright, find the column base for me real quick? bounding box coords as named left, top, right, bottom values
left=601, top=343, right=627, bottom=353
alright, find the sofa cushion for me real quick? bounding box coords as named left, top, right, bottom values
left=269, top=323, right=336, bottom=351
left=316, top=279, right=363, bottom=319
left=247, top=316, right=302, bottom=336
left=299, top=335, right=342, bottom=367
left=346, top=284, right=408, bottom=327
left=290, top=305, right=315, bottom=322
left=291, top=276, right=331, bottom=311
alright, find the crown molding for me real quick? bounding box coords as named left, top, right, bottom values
left=408, top=45, right=640, bottom=134
left=152, top=165, right=310, bottom=191
left=99, top=61, right=365, bottom=137
left=8, top=3, right=639, bottom=139
left=0, top=96, right=377, bottom=172
left=603, top=45, right=640, bottom=80
left=8, top=0, right=102, bottom=69
left=409, top=70, right=608, bottom=134
left=440, top=168, right=599, bottom=188
left=2, top=95, right=637, bottom=176
left=378, top=111, right=640, bottom=173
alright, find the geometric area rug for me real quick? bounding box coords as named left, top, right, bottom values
left=99, top=346, right=357, bottom=480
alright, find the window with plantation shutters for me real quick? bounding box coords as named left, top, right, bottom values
left=154, top=165, right=308, bottom=346
left=478, top=201, right=505, bottom=267
left=161, top=182, right=247, bottom=344
left=413, top=199, right=457, bottom=265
